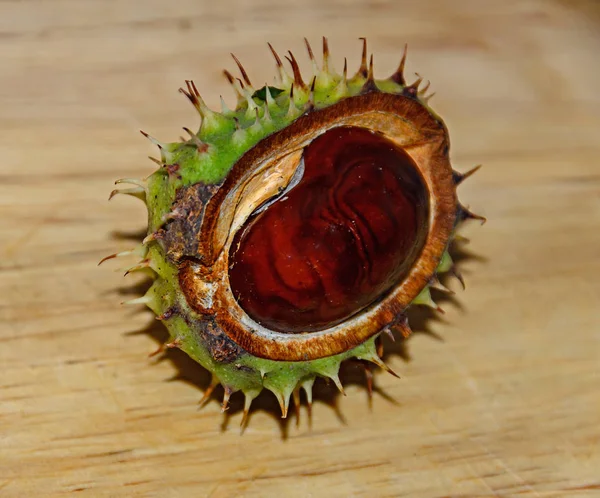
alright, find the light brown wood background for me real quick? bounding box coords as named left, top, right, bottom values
left=1, top=0, right=599, bottom=496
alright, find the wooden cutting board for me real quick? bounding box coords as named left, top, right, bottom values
left=1, top=1, right=599, bottom=496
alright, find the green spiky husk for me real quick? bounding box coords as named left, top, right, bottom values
left=117, top=42, right=467, bottom=418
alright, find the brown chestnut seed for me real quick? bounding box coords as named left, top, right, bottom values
left=229, top=126, right=429, bottom=333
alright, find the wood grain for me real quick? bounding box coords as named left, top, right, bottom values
left=1, top=1, right=599, bottom=496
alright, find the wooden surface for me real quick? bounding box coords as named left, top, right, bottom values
left=2, top=1, right=599, bottom=496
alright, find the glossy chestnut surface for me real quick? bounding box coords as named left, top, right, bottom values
left=228, top=126, right=429, bottom=333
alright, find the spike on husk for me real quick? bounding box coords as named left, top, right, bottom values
left=240, top=390, right=259, bottom=432
left=179, top=81, right=229, bottom=135
left=390, top=43, right=408, bottom=85
left=268, top=42, right=293, bottom=87
left=199, top=376, right=219, bottom=409
left=304, top=37, right=319, bottom=77
left=231, top=53, right=253, bottom=89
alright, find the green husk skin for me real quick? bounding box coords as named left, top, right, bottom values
left=115, top=41, right=467, bottom=419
